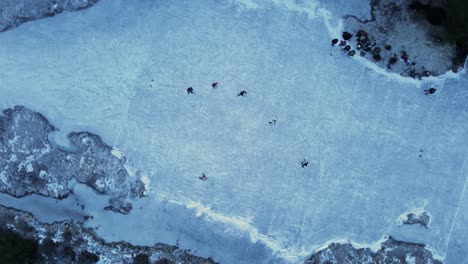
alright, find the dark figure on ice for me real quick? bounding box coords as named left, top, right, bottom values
left=387, top=54, right=398, bottom=69
left=301, top=159, right=309, bottom=168
left=424, top=88, right=436, bottom=95
left=238, top=90, right=247, bottom=96
left=269, top=116, right=277, bottom=125
left=212, top=82, right=218, bottom=88
left=199, top=173, right=208, bottom=180
left=187, top=87, right=194, bottom=94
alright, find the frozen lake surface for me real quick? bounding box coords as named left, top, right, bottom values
left=0, top=0, right=467, bottom=263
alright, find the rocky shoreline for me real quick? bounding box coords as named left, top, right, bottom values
left=0, top=205, right=217, bottom=264
left=0, top=106, right=145, bottom=214
left=0, top=0, right=100, bottom=32
left=337, top=0, right=468, bottom=78
left=306, top=236, right=442, bottom=264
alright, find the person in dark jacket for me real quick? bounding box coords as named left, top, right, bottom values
left=238, top=90, right=247, bottom=96
left=199, top=173, right=208, bottom=180
left=268, top=116, right=277, bottom=125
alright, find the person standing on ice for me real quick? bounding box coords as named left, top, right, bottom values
left=237, top=90, right=247, bottom=97
left=269, top=116, right=277, bottom=125
left=301, top=159, right=309, bottom=168
left=199, top=173, right=208, bottom=180
left=212, top=82, right=218, bottom=89
left=187, top=87, right=194, bottom=94
left=424, top=88, right=436, bottom=95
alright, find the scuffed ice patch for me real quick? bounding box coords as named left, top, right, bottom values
left=0, top=0, right=99, bottom=32
left=0, top=106, right=145, bottom=214
left=306, top=236, right=442, bottom=264
left=0, top=205, right=217, bottom=264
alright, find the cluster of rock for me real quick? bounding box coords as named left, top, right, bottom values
left=0, top=0, right=99, bottom=32
left=0, top=106, right=145, bottom=214
left=341, top=0, right=464, bottom=77
left=0, top=205, right=217, bottom=264
left=398, top=209, right=431, bottom=228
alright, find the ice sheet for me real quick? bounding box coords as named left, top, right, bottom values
left=0, top=0, right=467, bottom=263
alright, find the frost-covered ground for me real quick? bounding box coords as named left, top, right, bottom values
left=0, top=0, right=467, bottom=263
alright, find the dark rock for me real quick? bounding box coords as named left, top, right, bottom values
left=0, top=205, right=218, bottom=264
left=41, top=237, right=76, bottom=262
left=345, top=0, right=465, bottom=76
left=331, top=38, right=339, bottom=45
left=387, top=54, right=398, bottom=68
left=342, top=31, right=353, bottom=40
left=427, top=7, right=446, bottom=26
left=402, top=212, right=430, bottom=228
left=77, top=250, right=99, bottom=264
left=134, top=253, right=150, bottom=264
left=0, top=227, right=39, bottom=264
left=348, top=50, right=356, bottom=56
left=409, top=1, right=447, bottom=26
left=343, top=45, right=351, bottom=51
left=373, top=54, right=382, bottom=61
left=155, top=258, right=172, bottom=264
left=104, top=199, right=133, bottom=214
left=0, top=0, right=100, bottom=32
left=356, top=30, right=364, bottom=38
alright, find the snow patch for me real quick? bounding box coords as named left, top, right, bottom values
left=124, top=163, right=137, bottom=178
left=111, top=147, right=124, bottom=159
left=8, top=135, right=19, bottom=146
left=94, top=177, right=115, bottom=190
left=140, top=172, right=151, bottom=195
left=273, top=0, right=320, bottom=19
left=26, top=163, right=34, bottom=172
left=9, top=154, right=18, bottom=162
left=39, top=170, right=48, bottom=178
left=0, top=171, right=10, bottom=187
left=406, top=254, right=416, bottom=264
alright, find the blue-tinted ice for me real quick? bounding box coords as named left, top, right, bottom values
left=0, top=0, right=467, bottom=263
